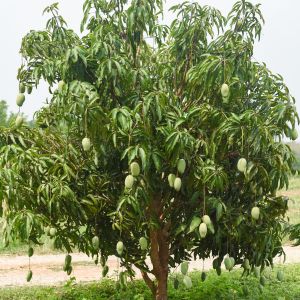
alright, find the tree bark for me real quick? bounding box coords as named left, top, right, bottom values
left=145, top=198, right=170, bottom=300
left=141, top=270, right=156, bottom=297
left=140, top=267, right=168, bottom=300
left=155, top=270, right=168, bottom=300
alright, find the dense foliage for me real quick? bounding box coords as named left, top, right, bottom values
left=0, top=0, right=298, bottom=299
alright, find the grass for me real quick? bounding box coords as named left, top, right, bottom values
left=287, top=197, right=300, bottom=225
left=285, top=176, right=300, bottom=190
left=1, top=264, right=300, bottom=300
left=279, top=176, right=300, bottom=225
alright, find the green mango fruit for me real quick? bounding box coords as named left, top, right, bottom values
left=291, top=129, right=298, bottom=140
left=243, top=259, right=250, bottom=270
left=102, top=265, right=109, bottom=277
left=92, top=236, right=100, bottom=250
left=174, top=177, right=182, bottom=191
left=224, top=257, right=231, bottom=270
left=116, top=241, right=124, bottom=256
left=181, top=261, right=189, bottom=275
left=183, top=276, right=192, bottom=289
left=224, top=256, right=234, bottom=271
left=15, top=116, right=23, bottom=128
left=188, top=216, right=201, bottom=233
left=260, top=276, right=266, bottom=286
left=216, top=203, right=223, bottom=221
left=230, top=257, right=235, bottom=268
left=277, top=270, right=284, bottom=281
left=237, top=158, right=247, bottom=172
left=212, top=257, right=220, bottom=269
left=65, top=254, right=72, bottom=267
left=16, top=93, right=25, bottom=107
left=202, top=215, right=211, bottom=225
left=82, top=137, right=91, bottom=151
left=199, top=223, right=207, bottom=238
left=207, top=222, right=215, bottom=234
left=254, top=267, right=260, bottom=278
left=139, top=237, right=148, bottom=250
left=177, top=159, right=186, bottom=174
left=27, top=85, right=33, bottom=94
left=251, top=207, right=260, bottom=220
left=28, top=247, right=34, bottom=257
left=221, top=83, right=229, bottom=97
left=49, top=227, right=57, bottom=237
left=19, top=83, right=26, bottom=93
left=125, top=175, right=134, bottom=189
left=173, top=277, right=179, bottom=289
left=130, top=162, right=140, bottom=176
left=58, top=80, right=65, bottom=91
left=168, top=173, right=176, bottom=187
left=67, top=266, right=73, bottom=275
left=100, top=255, right=106, bottom=267
left=26, top=270, right=33, bottom=282
left=201, top=271, right=206, bottom=282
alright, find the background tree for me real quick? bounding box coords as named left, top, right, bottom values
left=0, top=100, right=9, bottom=126
left=0, top=1, right=298, bottom=299
left=0, top=100, right=21, bottom=127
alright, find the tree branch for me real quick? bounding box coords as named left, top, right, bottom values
left=141, top=270, right=156, bottom=296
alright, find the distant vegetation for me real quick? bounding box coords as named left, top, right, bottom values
left=0, top=99, right=32, bottom=128
left=0, top=100, right=19, bottom=127
left=287, top=142, right=300, bottom=170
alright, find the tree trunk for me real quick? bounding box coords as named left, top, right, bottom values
left=155, top=272, right=168, bottom=300
left=140, top=269, right=168, bottom=300
left=146, top=198, right=170, bottom=300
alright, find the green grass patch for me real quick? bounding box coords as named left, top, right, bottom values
left=1, top=264, right=300, bottom=300
left=286, top=176, right=300, bottom=191
left=287, top=196, right=300, bottom=225
left=279, top=176, right=300, bottom=225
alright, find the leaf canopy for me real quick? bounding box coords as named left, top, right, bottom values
left=0, top=0, right=298, bottom=289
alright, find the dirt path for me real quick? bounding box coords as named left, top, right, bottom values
left=279, top=189, right=300, bottom=197
left=0, top=246, right=299, bottom=288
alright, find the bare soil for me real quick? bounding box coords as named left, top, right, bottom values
left=0, top=246, right=299, bottom=287
left=280, top=190, right=300, bottom=197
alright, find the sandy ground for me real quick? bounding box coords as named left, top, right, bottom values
left=0, top=246, right=299, bottom=288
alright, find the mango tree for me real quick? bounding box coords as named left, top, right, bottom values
left=0, top=0, right=298, bottom=299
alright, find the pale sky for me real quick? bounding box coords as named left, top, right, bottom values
left=0, top=0, right=299, bottom=133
